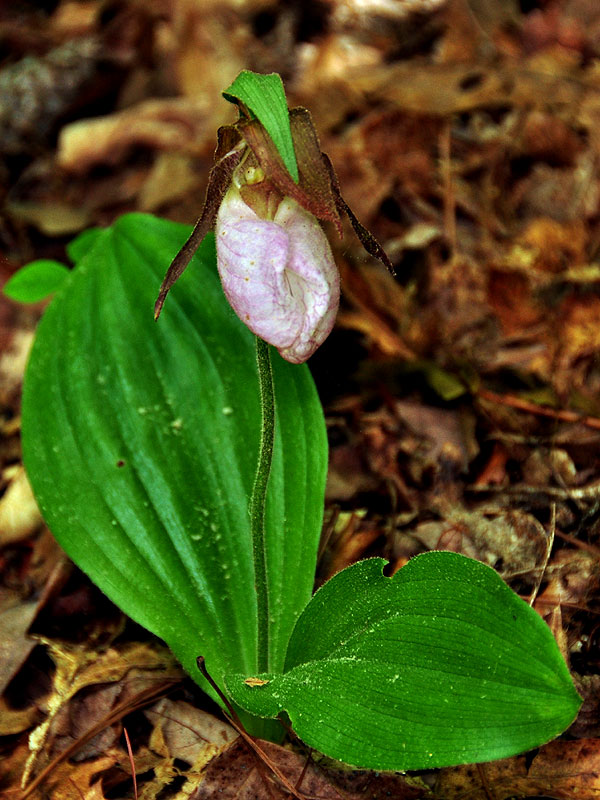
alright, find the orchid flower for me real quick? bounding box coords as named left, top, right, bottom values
left=215, top=175, right=339, bottom=364
left=155, top=86, right=393, bottom=364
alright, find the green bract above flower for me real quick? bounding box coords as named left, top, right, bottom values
left=155, top=72, right=394, bottom=361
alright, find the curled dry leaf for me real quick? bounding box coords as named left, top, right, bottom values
left=5, top=201, right=92, bottom=237
left=57, top=99, right=209, bottom=173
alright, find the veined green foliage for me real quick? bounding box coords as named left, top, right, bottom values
left=21, top=214, right=327, bottom=729
left=18, top=209, right=580, bottom=769
left=226, top=552, right=582, bottom=770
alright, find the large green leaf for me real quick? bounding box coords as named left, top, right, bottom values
left=21, top=214, right=327, bottom=715
left=226, top=552, right=581, bottom=770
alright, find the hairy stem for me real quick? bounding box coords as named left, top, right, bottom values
left=249, top=336, right=275, bottom=672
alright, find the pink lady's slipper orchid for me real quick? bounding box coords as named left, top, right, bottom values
left=215, top=180, right=339, bottom=364
left=155, top=105, right=393, bottom=359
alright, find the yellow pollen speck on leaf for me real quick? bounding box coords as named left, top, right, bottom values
left=244, top=677, right=270, bottom=687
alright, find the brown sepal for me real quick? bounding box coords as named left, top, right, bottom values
left=240, top=108, right=344, bottom=237
left=322, top=152, right=396, bottom=276
left=154, top=127, right=244, bottom=319
left=155, top=108, right=395, bottom=319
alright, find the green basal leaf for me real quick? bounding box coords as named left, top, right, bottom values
left=22, top=214, right=327, bottom=734
left=223, top=70, right=299, bottom=184
left=66, top=227, right=103, bottom=262
left=226, top=552, right=582, bottom=770
left=4, top=259, right=69, bottom=303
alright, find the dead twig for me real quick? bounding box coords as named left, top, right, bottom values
left=478, top=389, right=600, bottom=432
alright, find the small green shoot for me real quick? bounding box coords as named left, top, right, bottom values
left=3, top=259, right=69, bottom=303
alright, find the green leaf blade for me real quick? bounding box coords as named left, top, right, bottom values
left=66, top=227, right=103, bottom=262
left=226, top=552, right=582, bottom=770
left=223, top=70, right=299, bottom=183
left=3, top=259, right=70, bottom=303
left=22, top=214, right=326, bottom=719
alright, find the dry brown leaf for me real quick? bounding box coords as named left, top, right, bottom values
left=0, top=531, right=66, bottom=709
left=0, top=694, right=44, bottom=738
left=50, top=0, right=99, bottom=39
left=169, top=1, right=247, bottom=118
left=0, top=599, right=39, bottom=697
left=57, top=99, right=210, bottom=173
left=191, top=736, right=427, bottom=800
left=320, top=511, right=383, bottom=580
left=487, top=269, right=543, bottom=337
left=555, top=295, right=600, bottom=396
left=520, top=110, right=583, bottom=164
left=419, top=255, right=496, bottom=367
left=351, top=50, right=588, bottom=116
left=22, top=527, right=68, bottom=603
left=337, top=261, right=414, bottom=359
left=146, top=698, right=237, bottom=766
left=473, top=442, right=510, bottom=486
left=536, top=548, right=599, bottom=612
left=331, top=0, right=447, bottom=24
left=436, top=739, right=600, bottom=799
left=295, top=34, right=381, bottom=130
left=516, top=159, right=599, bottom=223
left=570, top=675, right=600, bottom=739
left=411, top=509, right=548, bottom=577
left=326, top=442, right=380, bottom=503
left=0, top=327, right=34, bottom=407
left=44, top=753, right=116, bottom=800
left=138, top=152, right=201, bottom=212
left=22, top=640, right=182, bottom=787
left=558, top=295, right=600, bottom=360
left=0, top=465, right=42, bottom=546
left=93, top=743, right=174, bottom=800
left=521, top=447, right=578, bottom=487
left=4, top=202, right=92, bottom=237
left=517, top=218, right=587, bottom=273
left=395, top=400, right=473, bottom=472
left=0, top=740, right=36, bottom=794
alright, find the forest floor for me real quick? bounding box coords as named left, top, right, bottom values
left=2, top=1, right=600, bottom=798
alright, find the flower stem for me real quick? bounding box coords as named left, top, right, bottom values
left=249, top=336, right=275, bottom=673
